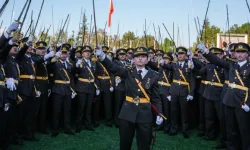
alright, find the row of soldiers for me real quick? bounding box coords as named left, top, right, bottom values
left=0, top=21, right=250, bottom=150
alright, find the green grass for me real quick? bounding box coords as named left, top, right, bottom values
left=13, top=125, right=217, bottom=150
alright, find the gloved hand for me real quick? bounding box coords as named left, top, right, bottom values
left=76, top=59, right=82, bottom=68
left=96, top=89, right=100, bottom=96
left=4, top=103, right=11, bottom=112
left=6, top=78, right=16, bottom=91
left=27, top=35, right=34, bottom=46
left=48, top=89, right=51, bottom=97
left=167, top=95, right=171, bottom=101
left=188, top=60, right=194, bottom=69
left=156, top=116, right=163, bottom=125
left=71, top=92, right=76, bottom=99
left=197, top=42, right=208, bottom=54
left=96, top=46, right=105, bottom=61
left=36, top=91, right=41, bottom=97
left=115, top=78, right=121, bottom=84
left=241, top=104, right=250, bottom=112
left=110, top=87, right=114, bottom=92
left=187, top=50, right=193, bottom=60
left=187, top=95, right=193, bottom=101
left=107, top=55, right=112, bottom=61
left=44, top=51, right=55, bottom=60
left=73, top=43, right=77, bottom=49
left=55, top=51, right=62, bottom=57
left=7, top=22, right=19, bottom=34
left=48, top=46, right=54, bottom=52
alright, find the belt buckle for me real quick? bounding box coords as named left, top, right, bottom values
left=42, top=77, right=46, bottom=80
left=30, top=75, right=33, bottom=79
left=102, top=76, right=105, bottom=79
left=211, top=82, right=214, bottom=85
left=88, top=77, right=91, bottom=82
left=205, top=81, right=208, bottom=85
left=231, top=83, right=236, bottom=88
left=177, top=81, right=181, bottom=85
left=133, top=97, right=140, bottom=106
left=64, top=80, right=67, bottom=84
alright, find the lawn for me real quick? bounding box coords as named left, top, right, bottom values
left=12, top=125, right=217, bottom=150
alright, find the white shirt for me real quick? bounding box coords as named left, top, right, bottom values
left=60, top=60, right=68, bottom=69
left=25, top=54, right=34, bottom=64
left=120, top=61, right=126, bottom=66
left=238, top=60, right=247, bottom=67
left=178, top=61, right=185, bottom=68
left=84, top=58, right=91, bottom=67
left=136, top=67, right=148, bottom=79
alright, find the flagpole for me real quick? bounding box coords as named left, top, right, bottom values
left=108, top=27, right=111, bottom=47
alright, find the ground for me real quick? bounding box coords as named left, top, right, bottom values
left=12, top=125, right=217, bottom=150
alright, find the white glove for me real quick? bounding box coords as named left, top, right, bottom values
left=159, top=59, right=164, bottom=65
left=36, top=91, right=41, bottom=97
left=156, top=116, right=163, bottom=125
left=241, top=104, right=250, bottom=112
left=73, top=43, right=77, bottom=49
left=187, top=95, right=193, bottom=101
left=44, top=51, right=55, bottom=60
left=96, top=47, right=105, bottom=61
left=188, top=50, right=193, bottom=60
left=96, top=89, right=100, bottom=96
left=48, top=46, right=54, bottom=52
left=6, top=78, right=16, bottom=91
left=76, top=59, right=82, bottom=68
left=110, top=87, right=114, bottom=92
left=26, top=35, right=34, bottom=46
left=48, top=89, right=51, bottom=97
left=71, top=92, right=76, bottom=99
left=167, top=95, right=171, bottom=101
left=7, top=22, right=19, bottom=33
left=115, top=78, right=121, bottom=84
left=188, top=60, right=194, bottom=69
left=56, top=51, right=62, bottom=57
left=197, top=42, right=208, bottom=54
left=4, top=103, right=10, bottom=112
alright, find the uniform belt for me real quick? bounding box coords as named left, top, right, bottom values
left=36, top=76, right=48, bottom=80
left=225, top=80, right=229, bottom=85
left=97, top=76, right=110, bottom=79
left=0, top=81, right=5, bottom=86
left=20, top=75, right=35, bottom=80
left=229, top=83, right=248, bottom=91
left=158, top=81, right=170, bottom=87
left=126, top=96, right=149, bottom=104
left=54, top=80, right=70, bottom=84
left=78, top=78, right=94, bottom=83
left=173, top=79, right=190, bottom=92
left=204, top=80, right=223, bottom=87
left=5, top=78, right=18, bottom=84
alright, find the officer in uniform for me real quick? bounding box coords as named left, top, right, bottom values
left=16, top=34, right=41, bottom=141
left=198, top=42, right=250, bottom=150
left=160, top=47, right=196, bottom=138
left=113, top=48, right=127, bottom=128
left=93, top=46, right=114, bottom=127
left=199, top=48, right=225, bottom=140
left=96, top=46, right=163, bottom=150
left=126, top=48, right=134, bottom=67
left=33, top=41, right=54, bottom=134
left=157, top=52, right=173, bottom=133
left=74, top=45, right=99, bottom=132
left=50, top=43, right=76, bottom=137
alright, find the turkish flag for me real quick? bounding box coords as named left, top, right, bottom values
left=108, top=0, right=114, bottom=27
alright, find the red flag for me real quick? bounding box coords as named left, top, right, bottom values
left=108, top=0, right=114, bottom=27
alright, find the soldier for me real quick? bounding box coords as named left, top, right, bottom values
left=93, top=46, right=114, bottom=127
left=15, top=34, right=41, bottom=141
left=126, top=48, right=134, bottom=67
left=198, top=42, right=250, bottom=150
left=113, top=48, right=127, bottom=128
left=74, top=45, right=99, bottom=132
left=96, top=46, right=163, bottom=150
left=160, top=47, right=196, bottom=138
left=33, top=41, right=54, bottom=134
left=50, top=44, right=76, bottom=137
left=199, top=48, right=225, bottom=140
left=157, top=52, right=173, bottom=133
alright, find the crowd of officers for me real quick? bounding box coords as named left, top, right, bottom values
left=0, top=22, right=250, bottom=150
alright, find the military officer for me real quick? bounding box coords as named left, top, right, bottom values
left=160, top=47, right=196, bottom=138
left=96, top=46, right=163, bottom=150
left=74, top=45, right=99, bottom=132
left=198, top=42, right=250, bottom=150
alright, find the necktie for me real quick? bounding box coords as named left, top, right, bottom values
left=138, top=70, right=143, bottom=80
left=88, top=60, right=91, bottom=67
left=179, top=63, right=182, bottom=68
left=63, top=62, right=67, bottom=69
